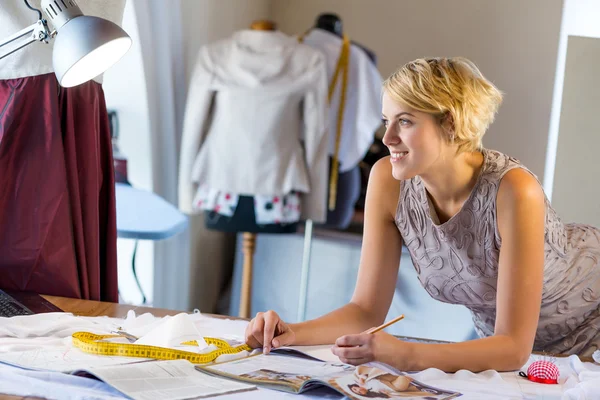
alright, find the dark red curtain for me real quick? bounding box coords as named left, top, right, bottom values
left=0, top=73, right=118, bottom=302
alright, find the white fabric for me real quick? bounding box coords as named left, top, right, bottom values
left=133, top=312, right=209, bottom=350
left=593, top=349, right=600, bottom=363
left=0, top=311, right=252, bottom=370
left=0, top=312, right=145, bottom=372
left=370, top=354, right=600, bottom=400
left=179, top=29, right=329, bottom=222
left=0, top=0, right=126, bottom=82
left=300, top=29, right=383, bottom=173
left=562, top=355, right=600, bottom=399
left=409, top=368, right=526, bottom=400
left=0, top=312, right=121, bottom=351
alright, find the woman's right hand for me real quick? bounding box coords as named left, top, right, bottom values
left=245, top=311, right=295, bottom=354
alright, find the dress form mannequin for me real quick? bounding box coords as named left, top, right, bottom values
left=181, top=19, right=328, bottom=321
left=310, top=13, right=378, bottom=229
left=203, top=19, right=300, bottom=318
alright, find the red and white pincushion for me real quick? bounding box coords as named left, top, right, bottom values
left=519, top=360, right=560, bottom=384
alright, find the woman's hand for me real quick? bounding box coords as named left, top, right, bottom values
left=331, top=331, right=409, bottom=368
left=244, top=310, right=295, bottom=354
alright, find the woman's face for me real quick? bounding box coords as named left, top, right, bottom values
left=381, top=91, right=450, bottom=181
left=351, top=385, right=368, bottom=395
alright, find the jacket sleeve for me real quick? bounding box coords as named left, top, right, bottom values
left=300, top=52, right=329, bottom=223
left=178, top=48, right=214, bottom=214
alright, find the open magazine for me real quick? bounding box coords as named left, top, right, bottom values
left=197, top=353, right=461, bottom=400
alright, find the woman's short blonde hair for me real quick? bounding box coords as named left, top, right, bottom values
left=382, top=57, right=503, bottom=153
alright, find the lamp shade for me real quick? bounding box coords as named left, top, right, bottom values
left=52, top=15, right=131, bottom=87
left=41, top=0, right=131, bottom=87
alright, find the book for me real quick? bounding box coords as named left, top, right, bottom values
left=196, top=352, right=462, bottom=399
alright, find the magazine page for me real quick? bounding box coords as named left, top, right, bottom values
left=197, top=353, right=353, bottom=393
left=221, top=338, right=338, bottom=363
left=329, top=365, right=462, bottom=400
left=272, top=344, right=340, bottom=362
left=74, top=359, right=255, bottom=400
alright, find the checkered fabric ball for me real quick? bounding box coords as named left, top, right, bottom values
left=522, top=360, right=560, bottom=384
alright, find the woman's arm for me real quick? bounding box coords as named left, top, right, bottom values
left=289, top=157, right=404, bottom=345
left=334, top=168, right=546, bottom=372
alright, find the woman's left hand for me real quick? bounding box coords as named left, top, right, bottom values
left=331, top=331, right=408, bottom=367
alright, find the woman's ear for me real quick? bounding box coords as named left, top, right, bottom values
left=440, top=112, right=455, bottom=142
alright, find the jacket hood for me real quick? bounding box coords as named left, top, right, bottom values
left=196, top=30, right=321, bottom=89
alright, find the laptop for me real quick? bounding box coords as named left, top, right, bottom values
left=0, top=289, right=63, bottom=317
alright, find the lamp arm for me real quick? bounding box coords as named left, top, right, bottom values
left=0, top=19, right=53, bottom=61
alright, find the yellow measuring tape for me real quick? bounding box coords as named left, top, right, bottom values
left=327, top=35, right=350, bottom=211
left=298, top=30, right=351, bottom=211
left=72, top=332, right=252, bottom=364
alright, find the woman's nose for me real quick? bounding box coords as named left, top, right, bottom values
left=382, top=127, right=400, bottom=146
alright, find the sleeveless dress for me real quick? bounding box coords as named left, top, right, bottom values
left=396, top=148, right=600, bottom=356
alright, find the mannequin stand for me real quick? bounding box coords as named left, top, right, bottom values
left=237, top=18, right=291, bottom=319
left=240, top=232, right=256, bottom=318
left=203, top=196, right=297, bottom=318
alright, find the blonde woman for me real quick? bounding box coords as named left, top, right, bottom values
left=245, top=57, right=600, bottom=372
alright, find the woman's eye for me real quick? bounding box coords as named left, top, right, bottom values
left=382, top=119, right=389, bottom=127
left=399, top=119, right=411, bottom=126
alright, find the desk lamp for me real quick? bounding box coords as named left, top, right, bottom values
left=0, top=0, right=131, bottom=87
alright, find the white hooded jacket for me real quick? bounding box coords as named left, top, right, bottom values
left=178, top=29, right=329, bottom=222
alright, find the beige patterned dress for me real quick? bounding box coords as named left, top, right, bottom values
left=396, top=148, right=600, bottom=356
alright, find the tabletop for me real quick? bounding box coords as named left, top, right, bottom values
left=0, top=295, right=594, bottom=399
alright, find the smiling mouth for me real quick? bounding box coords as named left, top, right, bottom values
left=390, top=151, right=408, bottom=162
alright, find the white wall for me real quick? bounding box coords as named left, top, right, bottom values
left=550, top=36, right=600, bottom=226
left=271, top=0, right=563, bottom=180
left=562, top=0, right=600, bottom=38
left=544, top=0, right=600, bottom=200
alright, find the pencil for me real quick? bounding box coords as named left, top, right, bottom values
left=366, top=314, right=405, bottom=334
